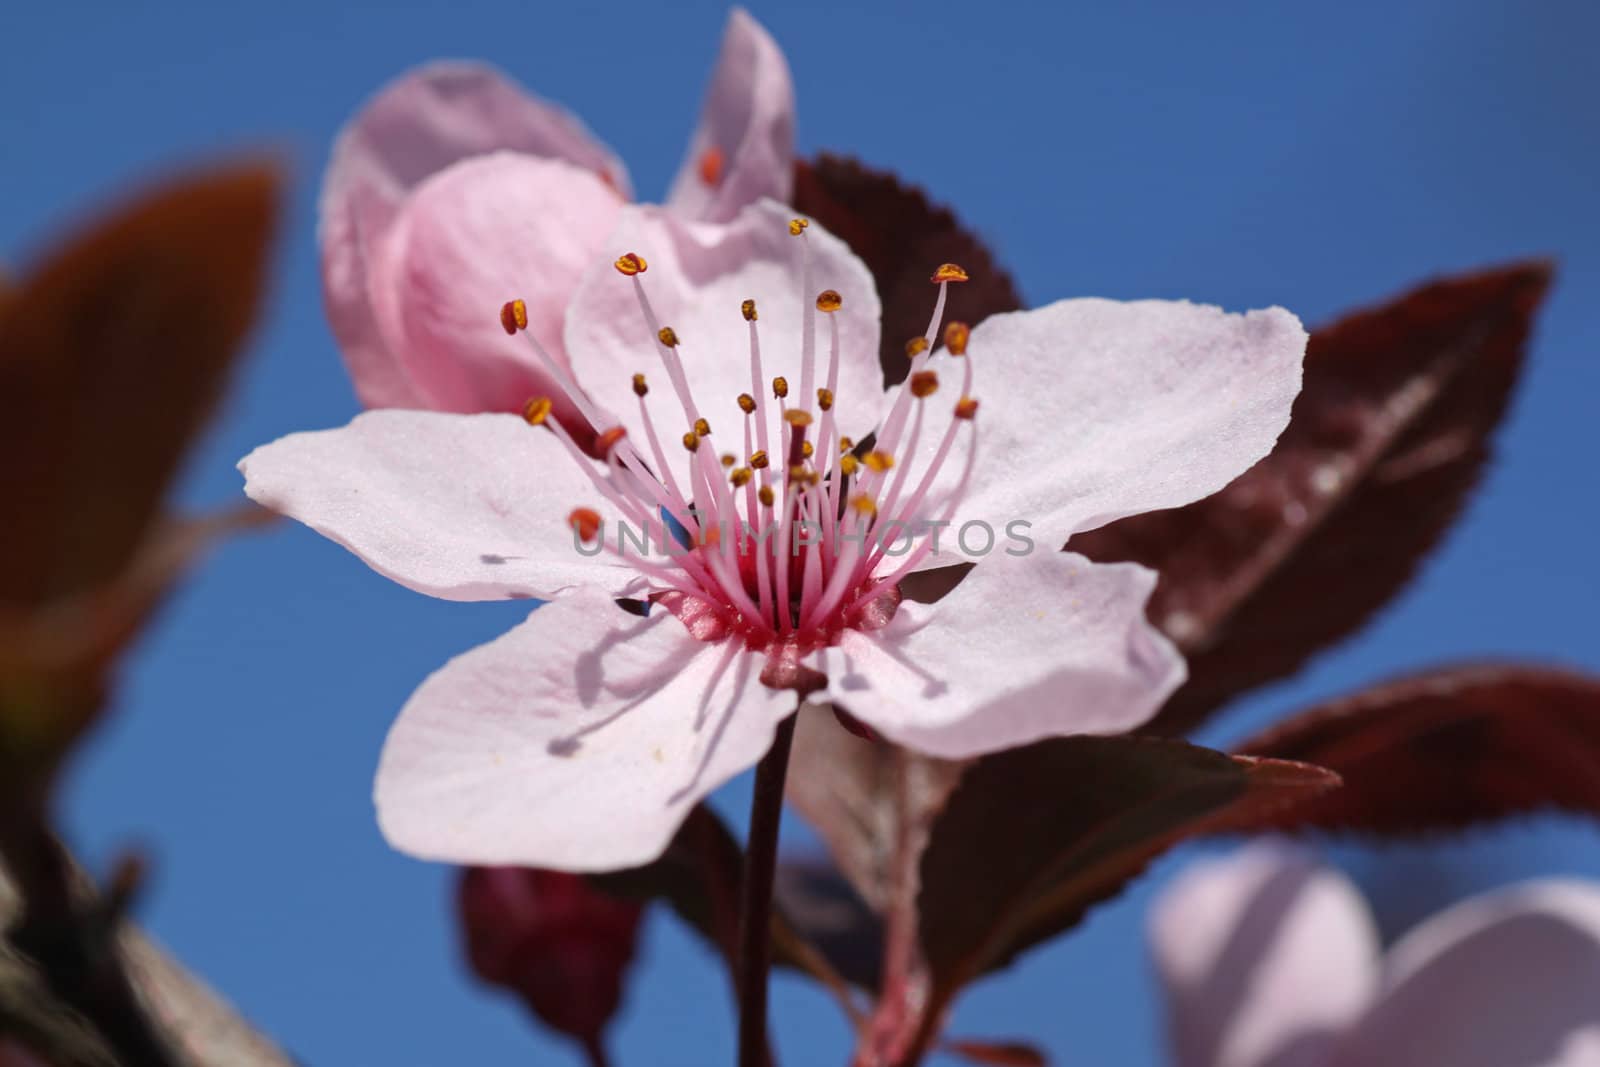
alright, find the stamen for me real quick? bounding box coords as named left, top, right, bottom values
left=694, top=417, right=712, bottom=437
left=658, top=326, right=680, bottom=348
left=730, top=467, right=753, bottom=487
left=500, top=299, right=528, bottom=335
left=614, top=253, right=648, bottom=276
left=816, top=289, right=842, bottom=312
left=801, top=440, right=814, bottom=458
left=568, top=507, right=602, bottom=543
left=788, top=218, right=809, bottom=236
left=682, top=431, right=701, bottom=452
left=910, top=370, right=940, bottom=398
left=749, top=450, right=770, bottom=470
left=839, top=437, right=854, bottom=453
left=944, top=321, right=970, bottom=356
left=906, top=336, right=929, bottom=358
left=741, top=298, right=758, bottom=321
left=773, top=376, right=789, bottom=399
left=522, top=396, right=553, bottom=426
left=931, top=263, right=970, bottom=284
left=720, top=452, right=737, bottom=468
left=596, top=426, right=628, bottom=455
left=759, top=485, right=775, bottom=507
left=784, top=409, right=813, bottom=428
left=839, top=454, right=860, bottom=476
left=955, top=396, right=980, bottom=419
left=738, top=393, right=757, bottom=414
left=863, top=450, right=895, bottom=473
left=632, top=373, right=649, bottom=396
left=698, top=145, right=724, bottom=186
left=850, top=494, right=877, bottom=517
left=817, top=388, right=834, bottom=411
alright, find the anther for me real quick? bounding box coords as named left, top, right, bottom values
left=741, top=298, right=758, bottom=322
left=817, top=387, right=834, bottom=411
left=910, top=370, right=940, bottom=398
left=614, top=252, right=648, bottom=276
left=720, top=452, right=737, bottom=468
left=850, top=493, right=877, bottom=517
left=816, top=289, right=843, bottom=313
left=730, top=467, right=753, bottom=487
left=521, top=396, right=553, bottom=426
left=944, top=321, right=971, bottom=356
left=863, top=450, right=895, bottom=473
left=682, top=431, right=701, bottom=452
left=784, top=409, right=813, bottom=428
left=772, top=376, right=789, bottom=399
left=500, top=299, right=528, bottom=335
left=568, top=507, right=602, bottom=543
left=759, top=485, right=776, bottom=507
left=749, top=450, right=770, bottom=470
left=955, top=396, right=980, bottom=420
left=596, top=426, right=628, bottom=454
left=905, top=336, right=929, bottom=358
left=839, top=454, right=860, bottom=476
left=737, top=392, right=757, bottom=414
left=698, top=145, right=724, bottom=186
left=658, top=326, right=680, bottom=348
left=632, top=373, right=649, bottom=397
left=931, top=263, right=970, bottom=284
left=838, top=436, right=854, bottom=453
left=801, top=440, right=815, bottom=459
left=694, top=417, right=712, bottom=437
left=787, top=463, right=808, bottom=482
left=788, top=218, right=809, bottom=236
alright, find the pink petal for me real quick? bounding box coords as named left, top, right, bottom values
left=564, top=200, right=884, bottom=446
left=1326, top=880, right=1600, bottom=1067
left=816, top=551, right=1184, bottom=758
left=322, top=61, right=630, bottom=409
left=904, top=299, right=1305, bottom=565
left=665, top=9, right=795, bottom=222
left=1150, top=843, right=1379, bottom=1067
left=366, top=152, right=623, bottom=416
left=239, top=411, right=637, bottom=601
left=375, top=588, right=794, bottom=870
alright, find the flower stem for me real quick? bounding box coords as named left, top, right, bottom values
left=735, top=711, right=797, bottom=1067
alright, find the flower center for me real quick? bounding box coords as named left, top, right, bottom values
left=500, top=220, right=980, bottom=664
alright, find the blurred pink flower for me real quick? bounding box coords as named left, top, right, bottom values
left=1151, top=842, right=1600, bottom=1067
left=241, top=204, right=1304, bottom=871
left=320, top=8, right=793, bottom=426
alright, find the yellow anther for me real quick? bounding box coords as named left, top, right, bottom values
left=863, top=450, right=895, bottom=473
left=816, top=289, right=842, bottom=313
left=682, top=430, right=701, bottom=452
left=720, top=452, right=737, bottom=468
left=772, top=376, right=789, bottom=399
left=741, top=298, right=758, bottom=322
left=839, top=454, right=860, bottom=477
left=788, top=463, right=808, bottom=482
left=784, top=409, right=813, bottom=428
left=749, top=450, right=770, bottom=470
left=955, top=396, right=980, bottom=420
left=632, top=373, right=649, bottom=397
left=931, top=262, right=970, bottom=284
left=759, top=485, right=776, bottom=507
left=568, top=507, right=602, bottom=543
left=596, top=426, right=628, bottom=455
left=850, top=493, right=877, bottom=517
left=788, top=217, right=810, bottom=236
left=801, top=440, right=814, bottom=459
left=817, top=387, right=834, bottom=411
left=500, top=298, right=528, bottom=335
left=521, top=396, right=553, bottom=426
left=905, top=336, right=929, bottom=358
left=838, top=436, right=854, bottom=453
left=910, top=370, right=940, bottom=398
left=737, top=392, right=757, bottom=414
left=944, top=321, right=971, bottom=356
left=730, top=467, right=753, bottom=487
left=614, top=252, right=648, bottom=276
left=657, top=326, right=680, bottom=348
left=694, top=417, right=712, bottom=437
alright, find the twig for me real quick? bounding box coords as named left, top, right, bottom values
left=735, top=712, right=798, bottom=1067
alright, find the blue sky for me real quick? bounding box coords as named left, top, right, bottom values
left=4, top=2, right=1598, bottom=1063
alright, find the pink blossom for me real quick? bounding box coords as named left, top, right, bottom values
left=1151, top=842, right=1600, bottom=1067
left=320, top=8, right=792, bottom=424
left=240, top=202, right=1305, bottom=871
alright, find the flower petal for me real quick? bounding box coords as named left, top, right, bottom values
left=817, top=551, right=1184, bottom=758
left=564, top=199, right=884, bottom=447
left=375, top=588, right=794, bottom=870
left=366, top=152, right=623, bottom=416
left=1326, top=880, right=1600, bottom=1067
left=322, top=61, right=630, bottom=409
left=1149, top=842, right=1379, bottom=1067
left=903, top=299, right=1305, bottom=563
left=665, top=9, right=795, bottom=222
left=239, top=411, right=637, bottom=601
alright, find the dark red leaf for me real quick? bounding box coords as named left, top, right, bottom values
left=0, top=161, right=280, bottom=608
left=917, top=737, right=1338, bottom=999
left=1069, top=262, right=1554, bottom=735
left=774, top=859, right=883, bottom=991
left=791, top=155, right=1023, bottom=384
left=458, top=866, right=643, bottom=1058
left=1231, top=663, right=1600, bottom=834
left=943, top=1039, right=1049, bottom=1066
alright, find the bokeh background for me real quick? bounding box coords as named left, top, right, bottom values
left=4, top=1, right=1598, bottom=1063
